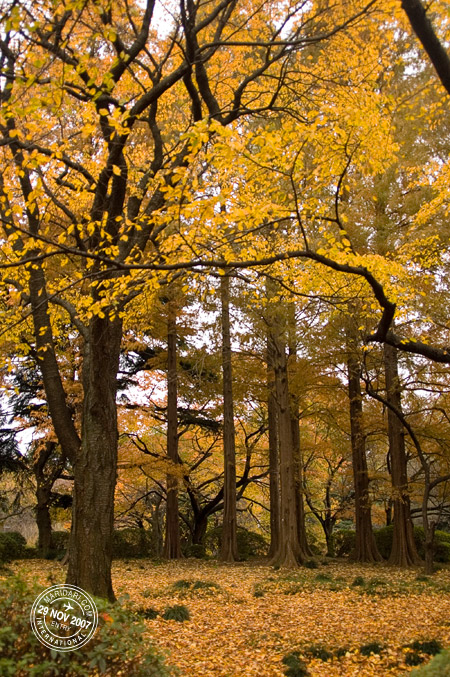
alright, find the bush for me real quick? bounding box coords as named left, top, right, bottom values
left=184, top=544, right=207, bottom=559
left=113, top=528, right=152, bottom=559
left=374, top=525, right=450, bottom=563
left=162, top=605, right=190, bottom=621
left=333, top=530, right=356, bottom=557
left=205, top=526, right=268, bottom=560
left=409, top=640, right=442, bottom=656
left=0, top=575, right=171, bottom=676
left=0, top=532, right=27, bottom=562
left=304, top=559, right=319, bottom=569
left=352, top=576, right=365, bottom=587
left=359, top=642, right=384, bottom=656
left=305, top=645, right=332, bottom=661
left=282, top=652, right=309, bottom=676
left=410, top=651, right=450, bottom=676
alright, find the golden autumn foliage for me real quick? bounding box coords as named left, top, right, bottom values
left=8, top=558, right=450, bottom=676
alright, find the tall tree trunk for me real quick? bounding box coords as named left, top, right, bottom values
left=267, top=351, right=281, bottom=560
left=384, top=343, right=421, bottom=566
left=287, top=307, right=311, bottom=557
left=347, top=349, right=382, bottom=563
left=220, top=272, right=238, bottom=561
left=163, top=299, right=181, bottom=559
left=67, top=316, right=122, bottom=602
left=33, top=441, right=60, bottom=558
left=291, top=412, right=311, bottom=557
left=270, top=329, right=306, bottom=567
left=192, top=513, right=209, bottom=546
left=36, top=489, right=54, bottom=558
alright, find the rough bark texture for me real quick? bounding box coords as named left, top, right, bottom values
left=287, top=312, right=311, bottom=558
left=219, top=273, right=238, bottom=562
left=163, top=300, right=181, bottom=559
left=270, top=329, right=306, bottom=567
left=347, top=350, right=382, bottom=563
left=33, top=441, right=60, bottom=558
left=384, top=343, right=421, bottom=566
left=67, top=316, right=122, bottom=602
left=267, top=357, right=281, bottom=560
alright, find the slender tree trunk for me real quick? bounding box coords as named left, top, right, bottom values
left=384, top=343, right=421, bottom=566
left=347, top=350, right=382, bottom=563
left=33, top=441, right=60, bottom=558
left=67, top=316, right=122, bottom=601
left=163, top=299, right=181, bottom=559
left=220, top=272, right=238, bottom=561
left=287, top=304, right=311, bottom=557
left=267, top=334, right=281, bottom=560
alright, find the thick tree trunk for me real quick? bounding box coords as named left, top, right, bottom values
left=219, top=273, right=238, bottom=561
left=347, top=350, right=382, bottom=563
left=267, top=334, right=281, bottom=560
left=67, top=316, right=122, bottom=602
left=192, top=513, right=208, bottom=546
left=270, top=330, right=306, bottom=567
left=163, top=300, right=181, bottom=559
left=36, top=488, right=54, bottom=558
left=384, top=343, right=421, bottom=566
left=291, top=413, right=312, bottom=557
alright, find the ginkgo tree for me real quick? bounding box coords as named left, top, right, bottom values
left=1, top=0, right=392, bottom=598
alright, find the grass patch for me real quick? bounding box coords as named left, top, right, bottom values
left=162, top=604, right=190, bottom=622
left=304, top=645, right=333, bottom=661
left=282, top=652, right=309, bottom=676
left=359, top=641, right=384, bottom=656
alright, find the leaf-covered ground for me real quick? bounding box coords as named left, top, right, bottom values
left=10, top=559, right=450, bottom=676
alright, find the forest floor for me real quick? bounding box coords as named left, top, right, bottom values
left=10, top=558, right=450, bottom=676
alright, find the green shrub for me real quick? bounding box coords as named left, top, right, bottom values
left=205, top=526, right=268, bottom=560
left=333, top=529, right=356, bottom=557
left=0, top=532, right=27, bottom=562
left=352, top=576, right=365, bottom=587
left=136, top=606, right=159, bottom=620
left=170, top=579, right=220, bottom=594
left=184, top=544, right=207, bottom=559
left=162, top=604, right=190, bottom=622
left=374, top=525, right=450, bottom=563
left=113, top=528, right=152, bottom=558
left=410, top=651, right=450, bottom=676
left=305, top=645, right=332, bottom=661
left=304, top=559, right=319, bottom=569
left=315, top=573, right=332, bottom=582
left=282, top=652, right=309, bottom=676
left=359, top=642, right=384, bottom=656
left=406, top=653, right=425, bottom=666
left=0, top=575, right=171, bottom=676
left=409, top=640, right=442, bottom=656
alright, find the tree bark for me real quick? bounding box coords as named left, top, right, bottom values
left=287, top=308, right=311, bottom=558
left=66, top=315, right=122, bottom=602
left=33, top=441, right=60, bottom=558
left=347, top=349, right=382, bottom=563
left=267, top=351, right=281, bottom=560
left=384, top=343, right=421, bottom=566
left=219, top=272, right=238, bottom=561
left=36, top=489, right=54, bottom=558
left=270, top=328, right=306, bottom=567
left=163, top=299, right=181, bottom=559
